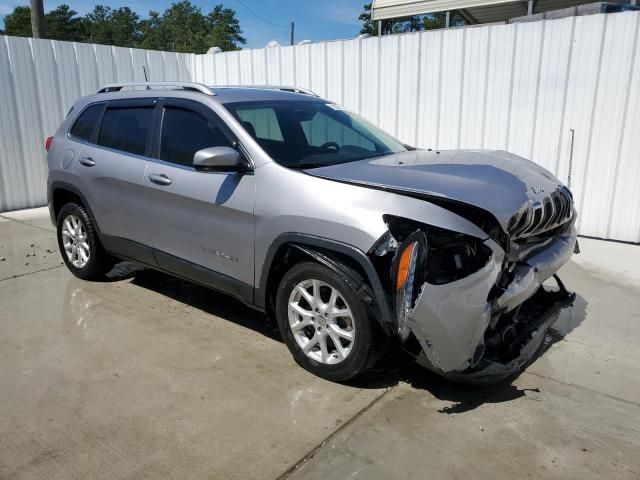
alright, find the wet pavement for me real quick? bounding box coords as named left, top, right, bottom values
left=1, top=208, right=639, bottom=480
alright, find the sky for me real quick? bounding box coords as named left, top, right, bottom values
left=0, top=0, right=367, bottom=48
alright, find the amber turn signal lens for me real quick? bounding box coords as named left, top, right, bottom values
left=396, top=242, right=416, bottom=290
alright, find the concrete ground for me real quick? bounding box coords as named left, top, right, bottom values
left=1, top=207, right=639, bottom=480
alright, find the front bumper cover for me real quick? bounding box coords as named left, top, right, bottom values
left=407, top=226, right=577, bottom=383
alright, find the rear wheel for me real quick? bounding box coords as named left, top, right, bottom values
left=57, top=203, right=114, bottom=280
left=276, top=261, right=384, bottom=382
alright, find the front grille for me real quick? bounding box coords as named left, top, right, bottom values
left=508, top=186, right=574, bottom=240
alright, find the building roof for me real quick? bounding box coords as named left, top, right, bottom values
left=371, top=0, right=625, bottom=24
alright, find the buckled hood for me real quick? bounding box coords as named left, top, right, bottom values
left=305, top=149, right=563, bottom=231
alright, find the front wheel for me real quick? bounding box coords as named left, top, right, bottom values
left=275, top=262, right=384, bottom=382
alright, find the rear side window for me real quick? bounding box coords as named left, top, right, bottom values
left=69, top=104, right=103, bottom=141
left=98, top=107, right=154, bottom=156
left=159, top=107, right=232, bottom=167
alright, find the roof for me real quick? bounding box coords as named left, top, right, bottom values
left=371, top=0, right=625, bottom=23
left=94, top=82, right=322, bottom=104
left=210, top=87, right=322, bottom=103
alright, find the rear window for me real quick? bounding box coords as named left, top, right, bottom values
left=69, top=104, right=103, bottom=141
left=98, top=107, right=154, bottom=156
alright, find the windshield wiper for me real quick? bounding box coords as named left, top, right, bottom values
left=286, top=163, right=329, bottom=170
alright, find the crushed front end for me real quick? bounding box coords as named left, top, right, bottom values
left=373, top=192, right=578, bottom=384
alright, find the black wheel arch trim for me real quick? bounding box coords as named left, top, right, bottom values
left=257, top=233, right=394, bottom=332
left=49, top=181, right=101, bottom=233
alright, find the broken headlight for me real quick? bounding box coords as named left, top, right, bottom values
left=392, top=230, right=428, bottom=340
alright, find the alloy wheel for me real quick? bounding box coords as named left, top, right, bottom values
left=61, top=214, right=90, bottom=268
left=287, top=279, right=356, bottom=365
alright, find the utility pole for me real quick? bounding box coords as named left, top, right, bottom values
left=30, top=0, right=46, bottom=38
left=290, top=21, right=295, bottom=46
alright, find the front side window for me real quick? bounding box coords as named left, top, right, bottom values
left=226, top=100, right=407, bottom=169
left=98, top=107, right=153, bottom=156
left=159, top=107, right=232, bottom=167
left=69, top=104, right=103, bottom=141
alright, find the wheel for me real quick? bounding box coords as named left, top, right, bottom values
left=56, top=203, right=114, bottom=280
left=275, top=261, right=384, bottom=382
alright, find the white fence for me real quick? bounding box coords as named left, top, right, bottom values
left=1, top=11, right=640, bottom=242
left=0, top=37, right=193, bottom=212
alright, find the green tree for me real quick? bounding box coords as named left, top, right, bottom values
left=423, top=12, right=465, bottom=29
left=3, top=6, right=33, bottom=37
left=46, top=4, right=83, bottom=41
left=84, top=5, right=140, bottom=47
left=358, top=3, right=376, bottom=35
left=139, top=2, right=245, bottom=53
left=206, top=4, right=245, bottom=51
left=139, top=11, right=169, bottom=50
left=2, top=0, right=245, bottom=52
left=156, top=1, right=209, bottom=52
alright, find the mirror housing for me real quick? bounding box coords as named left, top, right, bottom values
left=193, top=146, right=250, bottom=172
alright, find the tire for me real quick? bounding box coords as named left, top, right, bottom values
left=56, top=202, right=114, bottom=280
left=276, top=261, right=384, bottom=382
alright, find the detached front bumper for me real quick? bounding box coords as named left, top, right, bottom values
left=407, top=226, right=577, bottom=383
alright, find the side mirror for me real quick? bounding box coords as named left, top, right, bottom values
left=193, top=146, right=250, bottom=172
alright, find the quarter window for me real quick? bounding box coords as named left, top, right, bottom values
left=98, top=107, right=153, bottom=156
left=159, top=107, right=232, bottom=167
left=69, top=104, right=103, bottom=141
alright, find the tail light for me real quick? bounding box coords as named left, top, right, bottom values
left=45, top=136, right=53, bottom=152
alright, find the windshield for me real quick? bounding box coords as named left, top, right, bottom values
left=225, top=100, right=407, bottom=168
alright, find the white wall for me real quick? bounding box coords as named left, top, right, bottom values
left=0, top=36, right=193, bottom=212
left=1, top=11, right=639, bottom=242
left=194, top=11, right=640, bottom=243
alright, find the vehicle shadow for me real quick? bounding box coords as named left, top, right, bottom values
left=106, top=262, right=588, bottom=413
left=126, top=264, right=282, bottom=342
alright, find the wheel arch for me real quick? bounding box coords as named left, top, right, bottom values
left=257, top=234, right=394, bottom=334
left=50, top=181, right=100, bottom=232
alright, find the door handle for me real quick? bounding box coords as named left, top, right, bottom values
left=149, top=173, right=172, bottom=186
left=79, top=156, right=96, bottom=167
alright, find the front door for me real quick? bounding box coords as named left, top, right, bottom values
left=144, top=98, right=255, bottom=300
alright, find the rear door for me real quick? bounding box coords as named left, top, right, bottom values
left=71, top=98, right=156, bottom=264
left=144, top=98, right=255, bottom=298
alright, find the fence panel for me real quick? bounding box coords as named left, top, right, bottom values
left=1, top=12, right=639, bottom=242
left=0, top=36, right=193, bottom=211
left=193, top=11, right=640, bottom=242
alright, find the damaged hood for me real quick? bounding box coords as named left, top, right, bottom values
left=305, top=149, right=563, bottom=231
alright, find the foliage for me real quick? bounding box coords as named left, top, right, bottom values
left=1, top=1, right=245, bottom=52
left=84, top=6, right=141, bottom=47
left=3, top=6, right=32, bottom=37
left=47, top=4, right=84, bottom=41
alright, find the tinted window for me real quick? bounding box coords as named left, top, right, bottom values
left=98, top=107, right=153, bottom=156
left=236, top=107, right=283, bottom=141
left=160, top=107, right=232, bottom=167
left=69, top=104, right=103, bottom=141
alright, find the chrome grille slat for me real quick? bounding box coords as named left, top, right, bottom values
left=509, top=186, right=574, bottom=240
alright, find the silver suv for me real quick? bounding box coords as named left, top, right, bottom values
left=47, top=82, right=577, bottom=383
